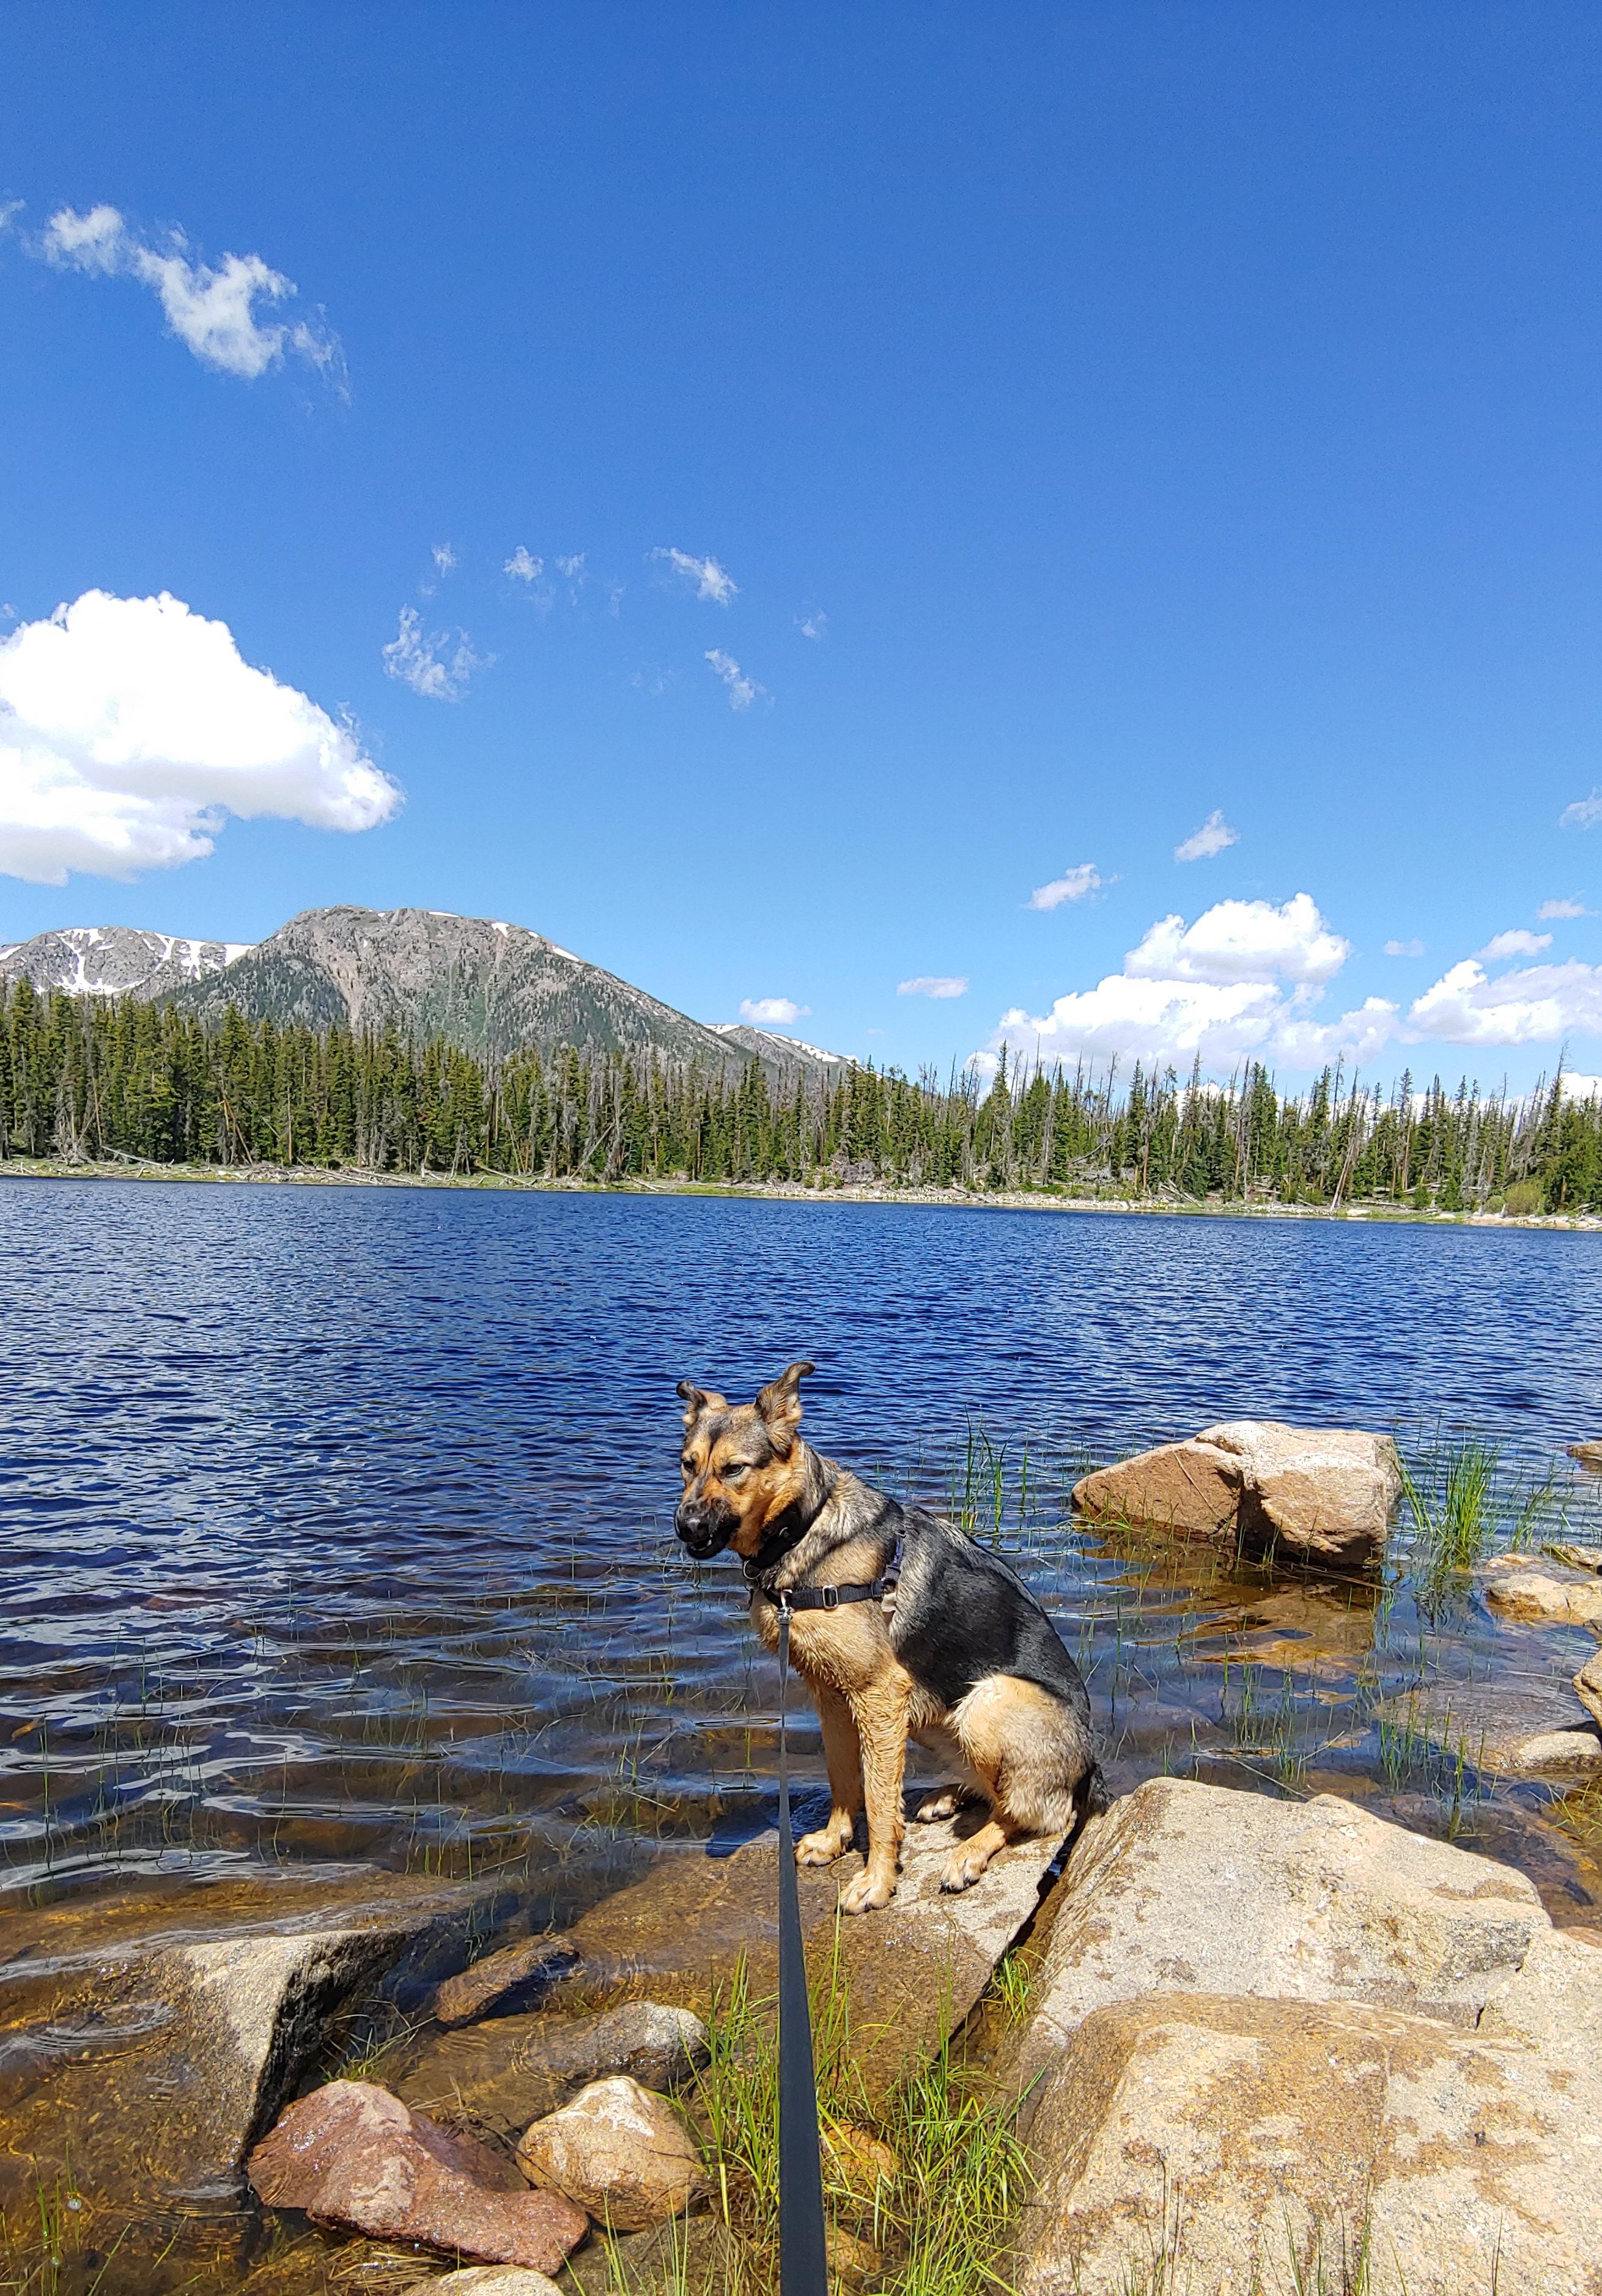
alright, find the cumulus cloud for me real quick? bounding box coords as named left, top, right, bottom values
left=1477, top=928, right=1552, bottom=961
left=1126, top=894, right=1349, bottom=986
left=1028, top=863, right=1104, bottom=911
left=1538, top=897, right=1592, bottom=920
left=504, top=547, right=543, bottom=583
left=1406, top=957, right=1602, bottom=1046
left=37, top=204, right=341, bottom=383
left=1560, top=791, right=1602, bottom=830
left=1562, top=1074, right=1602, bottom=1101
left=431, top=544, right=457, bottom=577
left=0, top=589, right=399, bottom=884
left=983, top=893, right=1392, bottom=1072
left=1175, top=808, right=1238, bottom=862
left=654, top=548, right=737, bottom=604
left=705, top=649, right=765, bottom=710
left=898, top=976, right=969, bottom=999
left=797, top=611, right=829, bottom=640
left=556, top=554, right=586, bottom=585
left=1384, top=939, right=1425, bottom=957
left=382, top=607, right=490, bottom=701
left=740, top=996, right=809, bottom=1025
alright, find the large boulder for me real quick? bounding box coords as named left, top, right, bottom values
left=1072, top=1421, right=1401, bottom=1565
left=397, top=2002, right=708, bottom=2136
left=1014, top=1984, right=1602, bottom=2296
left=247, top=2079, right=588, bottom=2271
left=515, top=2076, right=708, bottom=2229
left=1375, top=1681, right=1602, bottom=1779
left=0, top=1872, right=495, bottom=2214
left=1009, top=1777, right=1546, bottom=2103
left=527, top=1800, right=1064, bottom=2105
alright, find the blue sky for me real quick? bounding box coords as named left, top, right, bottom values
left=3, top=6, right=1602, bottom=1090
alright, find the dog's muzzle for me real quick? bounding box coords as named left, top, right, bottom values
left=675, top=1498, right=736, bottom=1560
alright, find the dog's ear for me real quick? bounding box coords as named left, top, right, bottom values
left=677, top=1378, right=727, bottom=1431
left=755, top=1360, right=814, bottom=1450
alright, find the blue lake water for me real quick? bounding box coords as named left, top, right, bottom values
left=3, top=1176, right=1600, bottom=1924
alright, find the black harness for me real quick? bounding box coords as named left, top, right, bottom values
left=740, top=1517, right=898, bottom=1612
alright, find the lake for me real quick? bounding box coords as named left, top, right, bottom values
left=4, top=1175, right=1600, bottom=1936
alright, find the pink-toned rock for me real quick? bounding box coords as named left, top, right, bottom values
left=247, top=2080, right=588, bottom=2272
left=515, top=2077, right=707, bottom=2231
left=1578, top=1646, right=1602, bottom=1732
left=1072, top=1420, right=1400, bottom=1565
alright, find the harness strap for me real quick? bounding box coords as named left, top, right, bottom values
left=774, top=1603, right=829, bottom=2294
left=753, top=1574, right=890, bottom=1611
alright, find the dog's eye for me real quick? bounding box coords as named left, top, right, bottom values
left=681, top=1456, right=695, bottom=1474
left=722, top=1462, right=748, bottom=1480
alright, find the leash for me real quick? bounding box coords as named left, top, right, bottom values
left=774, top=1596, right=829, bottom=2296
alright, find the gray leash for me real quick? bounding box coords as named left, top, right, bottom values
left=774, top=1599, right=829, bottom=2296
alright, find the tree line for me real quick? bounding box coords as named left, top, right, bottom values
left=2, top=977, right=1600, bottom=1211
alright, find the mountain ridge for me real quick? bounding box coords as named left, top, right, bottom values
left=0, top=907, right=851, bottom=1077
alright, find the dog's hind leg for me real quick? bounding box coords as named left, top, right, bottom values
left=795, top=1688, right=863, bottom=1867
left=908, top=1721, right=986, bottom=1823
left=941, top=1674, right=1091, bottom=1893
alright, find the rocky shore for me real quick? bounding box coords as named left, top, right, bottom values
left=3, top=1419, right=1600, bottom=2295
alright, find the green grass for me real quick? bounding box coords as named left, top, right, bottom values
left=678, top=1943, right=1026, bottom=2296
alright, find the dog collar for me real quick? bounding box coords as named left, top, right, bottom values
left=741, top=1530, right=901, bottom=1614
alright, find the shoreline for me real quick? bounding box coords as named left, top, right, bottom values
left=4, top=1154, right=1600, bottom=1230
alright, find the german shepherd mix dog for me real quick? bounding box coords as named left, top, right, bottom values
left=675, top=1361, right=1102, bottom=1913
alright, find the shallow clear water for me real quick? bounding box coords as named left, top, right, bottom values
left=2, top=1176, right=1600, bottom=1933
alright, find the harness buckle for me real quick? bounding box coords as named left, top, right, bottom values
left=820, top=1584, right=839, bottom=1610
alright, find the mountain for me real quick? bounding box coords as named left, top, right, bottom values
left=707, top=1022, right=852, bottom=1078
left=161, top=905, right=759, bottom=1069
left=0, top=925, right=253, bottom=998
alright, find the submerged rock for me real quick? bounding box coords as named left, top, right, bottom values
left=1072, top=1421, right=1400, bottom=1566
left=1014, top=1983, right=1602, bottom=2296
left=397, top=2002, right=707, bottom=2136
left=1376, top=1681, right=1602, bottom=1778
left=515, top=2075, right=707, bottom=2230
left=247, top=2078, right=588, bottom=2271
left=1578, top=1645, right=1602, bottom=1730
left=1008, top=1777, right=1546, bottom=2106
left=558, top=2214, right=736, bottom=2296
left=1567, top=1439, right=1602, bottom=1469
left=1482, top=1555, right=1602, bottom=1625
left=407, top=2273, right=565, bottom=2295
left=432, top=1932, right=581, bottom=2028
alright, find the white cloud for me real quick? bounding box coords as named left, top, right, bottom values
left=740, top=996, right=809, bottom=1025
left=1175, top=808, right=1238, bottom=862
left=39, top=204, right=341, bottom=383
left=1406, top=957, right=1602, bottom=1046
left=382, top=607, right=490, bottom=701
left=1561, top=791, right=1602, bottom=830
left=556, top=554, right=586, bottom=585
left=798, top=611, right=829, bottom=641
left=1028, top=863, right=1104, bottom=911
left=1538, top=897, right=1592, bottom=920
left=898, top=976, right=969, bottom=999
left=1384, top=939, right=1425, bottom=957
left=1477, top=928, right=1552, bottom=961
left=1561, top=1073, right=1602, bottom=1101
left=432, top=544, right=457, bottom=577
left=504, top=547, right=543, bottom=583
left=705, top=649, right=765, bottom=711
left=1126, top=894, right=1348, bottom=986
left=0, top=589, right=399, bottom=884
left=654, top=548, right=737, bottom=605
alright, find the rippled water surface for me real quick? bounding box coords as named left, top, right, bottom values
left=4, top=1175, right=1601, bottom=1932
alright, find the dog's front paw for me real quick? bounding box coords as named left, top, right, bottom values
left=840, top=1866, right=896, bottom=1915
left=940, top=1845, right=992, bottom=1893
left=795, top=1826, right=849, bottom=1867
left=914, top=1786, right=964, bottom=1823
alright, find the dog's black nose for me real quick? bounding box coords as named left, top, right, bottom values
left=675, top=1499, right=729, bottom=1557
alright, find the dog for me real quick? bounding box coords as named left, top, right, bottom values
left=674, top=1360, right=1102, bottom=1913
